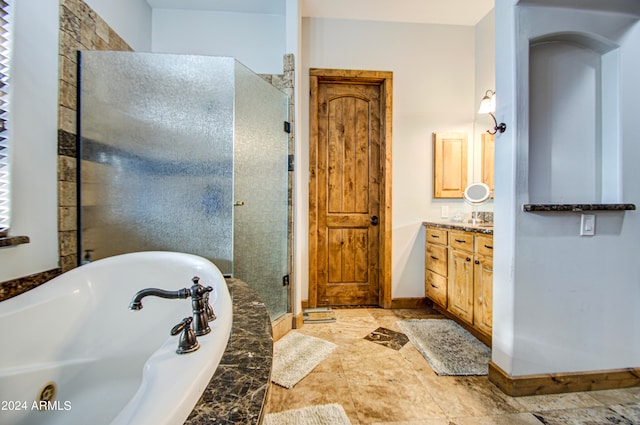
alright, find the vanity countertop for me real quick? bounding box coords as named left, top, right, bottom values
left=423, top=220, right=494, bottom=235
left=185, top=278, right=273, bottom=425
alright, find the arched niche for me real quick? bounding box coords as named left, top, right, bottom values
left=528, top=32, right=620, bottom=204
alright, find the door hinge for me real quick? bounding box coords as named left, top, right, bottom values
left=284, top=121, right=291, bottom=133
left=288, top=154, right=294, bottom=172
left=282, top=274, right=290, bottom=287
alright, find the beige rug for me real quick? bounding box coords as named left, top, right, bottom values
left=263, top=404, right=352, bottom=425
left=271, top=331, right=337, bottom=388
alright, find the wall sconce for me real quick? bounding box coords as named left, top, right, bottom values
left=478, top=90, right=506, bottom=134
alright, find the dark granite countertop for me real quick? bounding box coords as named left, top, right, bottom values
left=185, top=278, right=273, bottom=425
left=423, top=220, right=494, bottom=235
left=522, top=203, right=636, bottom=212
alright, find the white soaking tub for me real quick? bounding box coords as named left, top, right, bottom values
left=0, top=252, right=232, bottom=425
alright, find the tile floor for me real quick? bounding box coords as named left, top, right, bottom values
left=265, top=307, right=640, bottom=425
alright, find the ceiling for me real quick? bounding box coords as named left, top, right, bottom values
left=145, top=0, right=495, bottom=26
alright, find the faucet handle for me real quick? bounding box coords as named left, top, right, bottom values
left=203, top=288, right=216, bottom=322
left=170, top=317, right=199, bottom=354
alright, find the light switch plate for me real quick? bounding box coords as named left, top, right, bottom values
left=580, top=214, right=595, bottom=236
left=441, top=206, right=449, bottom=218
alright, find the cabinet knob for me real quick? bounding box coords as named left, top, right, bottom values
left=466, top=257, right=471, bottom=262
left=475, top=259, right=480, bottom=265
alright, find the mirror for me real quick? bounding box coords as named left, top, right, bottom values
left=463, top=183, right=491, bottom=204
left=463, top=183, right=491, bottom=224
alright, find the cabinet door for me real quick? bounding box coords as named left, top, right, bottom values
left=448, top=249, right=474, bottom=324
left=481, top=133, right=495, bottom=195
left=433, top=132, right=468, bottom=198
left=473, top=255, right=493, bottom=336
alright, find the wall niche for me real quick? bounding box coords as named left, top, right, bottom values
left=528, top=32, right=620, bottom=204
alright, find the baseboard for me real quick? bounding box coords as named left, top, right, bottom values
left=390, top=297, right=432, bottom=309
left=489, top=361, right=640, bottom=397
left=294, top=312, right=304, bottom=329
left=271, top=313, right=293, bottom=342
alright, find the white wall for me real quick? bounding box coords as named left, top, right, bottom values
left=0, top=0, right=60, bottom=282
left=84, top=0, right=152, bottom=51
left=473, top=11, right=496, bottom=186
left=493, top=0, right=640, bottom=376
left=152, top=9, right=286, bottom=74
left=301, top=18, right=477, bottom=300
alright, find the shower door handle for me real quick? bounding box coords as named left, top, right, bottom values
left=370, top=215, right=379, bottom=226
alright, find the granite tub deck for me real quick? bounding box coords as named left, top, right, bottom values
left=185, top=278, right=273, bottom=425
left=423, top=219, right=494, bottom=234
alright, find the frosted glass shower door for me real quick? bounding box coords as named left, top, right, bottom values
left=80, top=52, right=236, bottom=274
left=233, top=62, right=290, bottom=320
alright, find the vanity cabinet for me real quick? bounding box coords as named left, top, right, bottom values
left=424, top=224, right=494, bottom=340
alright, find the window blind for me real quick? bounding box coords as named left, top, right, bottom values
left=0, top=0, right=9, bottom=236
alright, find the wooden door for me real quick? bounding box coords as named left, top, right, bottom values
left=448, top=249, right=474, bottom=324
left=309, top=69, right=392, bottom=307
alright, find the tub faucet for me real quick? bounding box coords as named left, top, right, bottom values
left=128, top=276, right=215, bottom=336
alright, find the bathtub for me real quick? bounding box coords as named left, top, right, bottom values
left=0, top=252, right=232, bottom=425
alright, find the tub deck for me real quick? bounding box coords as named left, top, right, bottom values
left=185, top=278, right=273, bottom=424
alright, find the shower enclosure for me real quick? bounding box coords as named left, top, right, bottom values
left=78, top=51, right=289, bottom=320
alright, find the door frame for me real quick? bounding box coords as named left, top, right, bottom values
left=308, top=68, right=393, bottom=308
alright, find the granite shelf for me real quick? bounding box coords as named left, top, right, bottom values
left=522, top=204, right=636, bottom=212
left=0, top=236, right=30, bottom=248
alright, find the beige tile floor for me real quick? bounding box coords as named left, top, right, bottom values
left=265, top=308, right=640, bottom=425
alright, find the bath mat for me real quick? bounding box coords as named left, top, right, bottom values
left=263, top=404, right=352, bottom=425
left=364, top=327, right=409, bottom=350
left=271, top=332, right=337, bottom=388
left=398, top=319, right=491, bottom=376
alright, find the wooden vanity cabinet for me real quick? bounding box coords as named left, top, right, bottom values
left=424, top=225, right=494, bottom=340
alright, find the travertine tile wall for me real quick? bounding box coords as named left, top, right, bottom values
left=58, top=0, right=132, bottom=273
left=1, top=0, right=296, bottom=303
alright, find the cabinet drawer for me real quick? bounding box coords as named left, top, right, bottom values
left=426, top=243, right=447, bottom=276
left=476, top=235, right=494, bottom=257
left=425, top=270, right=447, bottom=308
left=449, top=231, right=473, bottom=253
left=426, top=227, right=448, bottom=245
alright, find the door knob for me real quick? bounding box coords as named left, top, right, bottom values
left=371, top=215, right=379, bottom=226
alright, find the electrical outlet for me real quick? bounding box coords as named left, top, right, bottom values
left=580, top=214, right=595, bottom=236
left=441, top=206, right=449, bottom=218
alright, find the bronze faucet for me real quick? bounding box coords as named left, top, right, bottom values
left=129, top=275, right=216, bottom=338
